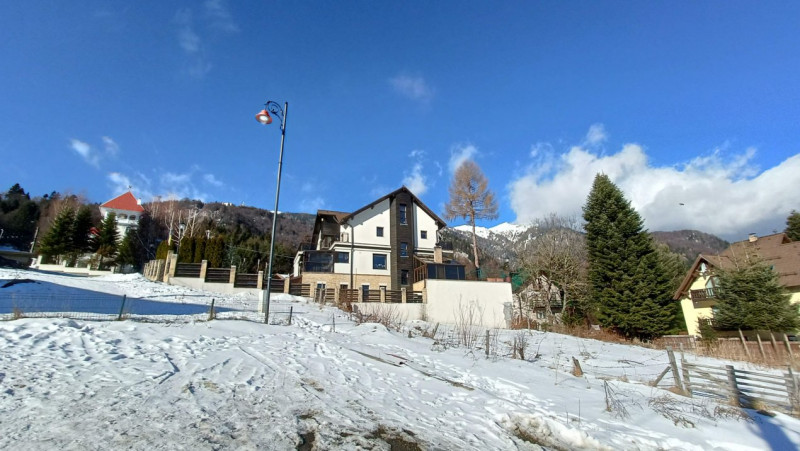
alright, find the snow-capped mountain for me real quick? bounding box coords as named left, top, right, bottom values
left=452, top=222, right=528, bottom=240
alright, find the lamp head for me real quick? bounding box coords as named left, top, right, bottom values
left=255, top=109, right=273, bottom=125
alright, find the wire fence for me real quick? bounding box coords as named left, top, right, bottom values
left=0, top=292, right=299, bottom=325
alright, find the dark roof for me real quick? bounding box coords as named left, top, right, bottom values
left=673, top=232, right=800, bottom=299
left=315, top=210, right=350, bottom=224
left=341, top=186, right=446, bottom=228
left=100, top=191, right=144, bottom=213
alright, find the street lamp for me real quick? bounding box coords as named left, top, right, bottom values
left=256, top=100, right=288, bottom=324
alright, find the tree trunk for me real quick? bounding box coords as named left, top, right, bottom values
left=470, top=215, right=480, bottom=271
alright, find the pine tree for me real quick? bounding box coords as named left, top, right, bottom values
left=205, top=236, right=225, bottom=268
left=786, top=210, right=800, bottom=241
left=177, top=236, right=193, bottom=263
left=117, top=229, right=138, bottom=268
left=192, top=236, right=206, bottom=263
left=93, top=212, right=119, bottom=268
left=713, top=258, right=800, bottom=332
left=38, top=207, right=75, bottom=262
left=444, top=160, right=498, bottom=270
left=582, top=173, right=677, bottom=340
left=71, top=206, right=94, bottom=254
left=155, top=240, right=171, bottom=260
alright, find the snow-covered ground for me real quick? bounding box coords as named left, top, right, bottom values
left=1, top=268, right=800, bottom=450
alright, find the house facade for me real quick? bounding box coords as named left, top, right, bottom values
left=99, top=191, right=145, bottom=240
left=293, top=187, right=463, bottom=300
left=674, top=233, right=800, bottom=336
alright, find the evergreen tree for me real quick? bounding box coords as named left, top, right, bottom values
left=713, top=258, right=800, bottom=332
left=786, top=210, right=800, bottom=241
left=205, top=236, right=225, bottom=268
left=0, top=183, right=40, bottom=250
left=93, top=213, right=119, bottom=268
left=582, top=174, right=677, bottom=339
left=177, top=235, right=193, bottom=262
left=192, top=236, right=206, bottom=263
left=71, top=206, right=94, bottom=254
left=155, top=240, right=171, bottom=260
left=38, top=207, right=75, bottom=262
left=117, top=229, right=138, bottom=268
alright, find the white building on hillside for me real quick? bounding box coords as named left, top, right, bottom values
left=99, top=191, right=145, bottom=239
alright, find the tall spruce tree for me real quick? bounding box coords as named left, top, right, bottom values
left=582, top=174, right=677, bottom=339
left=93, top=212, right=119, bottom=268
left=38, top=207, right=75, bottom=262
left=713, top=258, right=800, bottom=332
left=786, top=210, right=800, bottom=241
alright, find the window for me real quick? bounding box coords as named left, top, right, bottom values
left=401, top=270, right=409, bottom=285
left=373, top=253, right=387, bottom=269
left=420, top=230, right=427, bottom=239
left=399, top=204, right=407, bottom=224
left=336, top=252, right=349, bottom=263
left=400, top=242, right=408, bottom=257
left=376, top=226, right=384, bottom=237
left=129, top=215, right=136, bottom=221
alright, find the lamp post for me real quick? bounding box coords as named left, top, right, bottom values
left=256, top=100, right=288, bottom=324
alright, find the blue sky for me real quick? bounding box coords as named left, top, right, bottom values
left=2, top=2, right=799, bottom=240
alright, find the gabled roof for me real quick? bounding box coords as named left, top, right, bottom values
left=673, top=232, right=800, bottom=299
left=341, top=186, right=446, bottom=228
left=100, top=191, right=145, bottom=213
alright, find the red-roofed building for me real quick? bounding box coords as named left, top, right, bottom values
left=99, top=191, right=145, bottom=239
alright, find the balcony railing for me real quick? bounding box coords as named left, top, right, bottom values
left=690, top=288, right=717, bottom=301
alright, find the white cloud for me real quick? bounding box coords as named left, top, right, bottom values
left=107, top=172, right=154, bottom=202
left=403, top=163, right=427, bottom=196
left=448, top=143, right=478, bottom=173
left=508, top=132, right=800, bottom=240
left=204, top=0, right=238, bottom=33
left=585, top=123, right=607, bottom=146
left=69, top=139, right=99, bottom=167
left=299, top=196, right=325, bottom=213
left=102, top=136, right=119, bottom=157
left=203, top=173, right=223, bottom=187
left=389, top=74, right=434, bottom=103
left=174, top=8, right=212, bottom=78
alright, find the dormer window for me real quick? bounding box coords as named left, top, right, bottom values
left=129, top=215, right=136, bottom=221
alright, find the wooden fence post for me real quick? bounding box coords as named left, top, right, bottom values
left=787, top=366, right=800, bottom=414
left=726, top=365, right=741, bottom=406
left=738, top=329, right=752, bottom=359
left=208, top=298, right=215, bottom=321
left=756, top=333, right=766, bottom=359
left=667, top=347, right=684, bottom=394
left=485, top=330, right=490, bottom=357
left=289, top=306, right=293, bottom=325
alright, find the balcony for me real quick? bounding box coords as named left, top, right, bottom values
left=690, top=288, right=717, bottom=301
left=301, top=251, right=334, bottom=273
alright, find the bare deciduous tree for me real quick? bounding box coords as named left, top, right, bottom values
left=517, top=214, right=588, bottom=325
left=444, top=160, right=498, bottom=270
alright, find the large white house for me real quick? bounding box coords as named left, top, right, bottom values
left=99, top=191, right=145, bottom=239
left=292, top=187, right=513, bottom=328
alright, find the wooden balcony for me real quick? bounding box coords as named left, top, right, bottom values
left=690, top=288, right=717, bottom=301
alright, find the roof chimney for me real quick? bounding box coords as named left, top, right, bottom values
left=748, top=233, right=758, bottom=242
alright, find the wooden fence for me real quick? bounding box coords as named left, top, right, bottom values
left=205, top=268, right=231, bottom=283
left=290, top=283, right=310, bottom=297
left=681, top=360, right=800, bottom=415
left=174, top=263, right=201, bottom=278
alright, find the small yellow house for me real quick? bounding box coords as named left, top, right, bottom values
left=673, top=232, right=800, bottom=336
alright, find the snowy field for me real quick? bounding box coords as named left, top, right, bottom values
left=1, top=268, right=800, bottom=450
